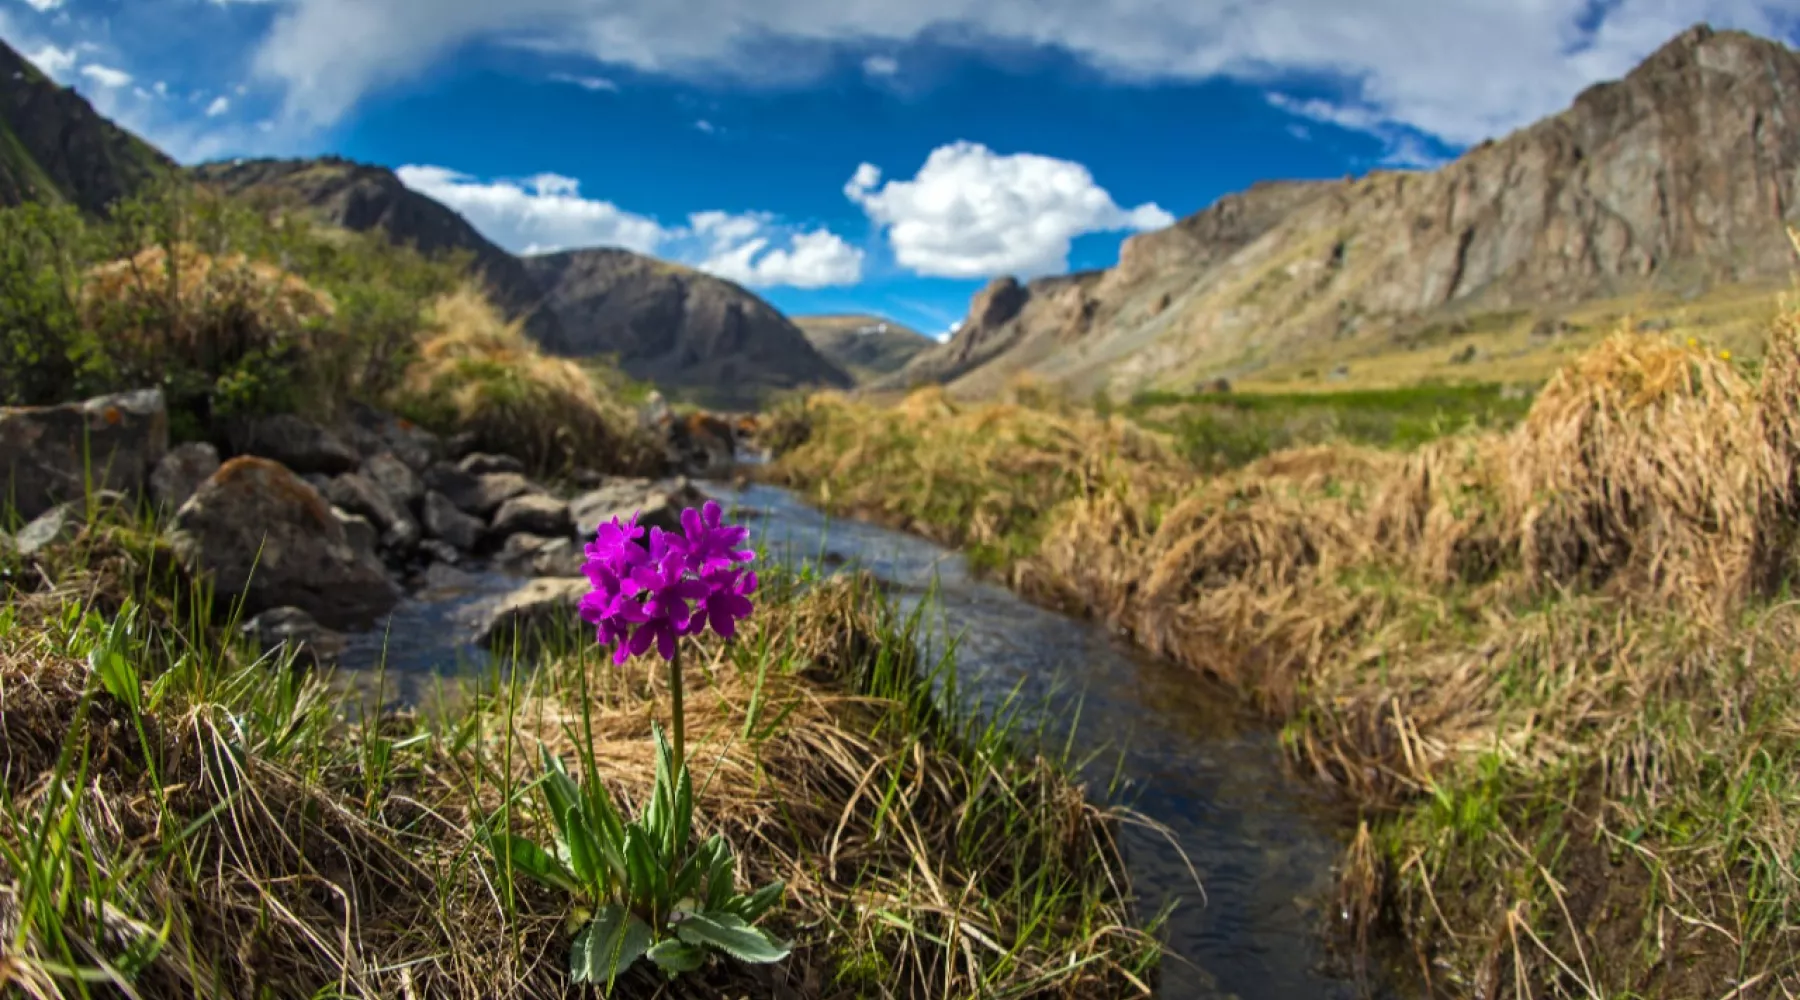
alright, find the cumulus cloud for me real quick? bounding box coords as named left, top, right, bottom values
left=205, top=95, right=231, bottom=116
left=550, top=72, right=618, bottom=91
left=241, top=0, right=1797, bottom=145
left=862, top=54, right=899, bottom=77
left=23, top=42, right=74, bottom=78
left=396, top=166, right=863, bottom=287
left=845, top=141, right=1172, bottom=279
left=17, top=0, right=64, bottom=12
left=78, top=63, right=132, bottom=88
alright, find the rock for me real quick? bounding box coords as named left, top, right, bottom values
left=332, top=507, right=379, bottom=559
left=361, top=452, right=423, bottom=511
left=416, top=539, right=463, bottom=567
left=415, top=559, right=480, bottom=596
left=169, top=456, right=400, bottom=630
left=325, top=472, right=420, bottom=552
left=237, top=414, right=359, bottom=476
left=149, top=442, right=220, bottom=514
left=421, top=463, right=532, bottom=518
left=571, top=468, right=606, bottom=489
left=458, top=452, right=525, bottom=476
left=571, top=477, right=707, bottom=537
left=498, top=533, right=586, bottom=577
left=302, top=473, right=333, bottom=494
left=0, top=388, right=168, bottom=522
left=422, top=490, right=484, bottom=551
left=12, top=494, right=119, bottom=557
left=474, top=577, right=588, bottom=653
left=444, top=432, right=479, bottom=461
left=344, top=404, right=442, bottom=472
left=240, top=606, right=345, bottom=668
left=490, top=493, right=573, bottom=540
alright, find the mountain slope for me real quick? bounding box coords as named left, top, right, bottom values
left=524, top=249, right=853, bottom=407
left=189, top=157, right=569, bottom=350
left=793, top=314, right=936, bottom=383
left=0, top=40, right=173, bottom=212
left=892, top=24, right=1800, bottom=398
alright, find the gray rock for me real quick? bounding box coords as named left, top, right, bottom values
left=361, top=451, right=424, bottom=511
left=331, top=507, right=379, bottom=559
left=0, top=388, right=168, bottom=522
left=458, top=452, right=526, bottom=476
left=149, top=442, right=220, bottom=515
left=345, top=405, right=442, bottom=471
left=490, top=493, right=572, bottom=540
left=475, top=577, right=588, bottom=653
left=571, top=477, right=707, bottom=537
left=169, top=456, right=400, bottom=630
left=417, top=559, right=479, bottom=595
left=416, top=539, right=463, bottom=567
left=237, top=414, right=359, bottom=476
left=240, top=606, right=345, bottom=668
left=422, top=490, right=484, bottom=551
left=498, top=533, right=586, bottom=577
left=13, top=495, right=113, bottom=557
left=325, top=472, right=419, bottom=552
left=422, top=462, right=533, bottom=518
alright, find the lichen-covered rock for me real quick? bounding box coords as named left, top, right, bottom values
left=170, top=456, right=399, bottom=629
left=0, top=388, right=167, bottom=521
left=150, top=442, right=220, bottom=514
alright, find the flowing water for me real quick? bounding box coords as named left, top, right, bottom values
left=341, top=482, right=1394, bottom=1000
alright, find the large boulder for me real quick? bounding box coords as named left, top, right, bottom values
left=170, top=456, right=400, bottom=630
left=422, top=463, right=532, bottom=518
left=149, top=442, right=221, bottom=514
left=237, top=414, right=358, bottom=476
left=571, top=478, right=707, bottom=537
left=0, top=388, right=168, bottom=521
left=490, top=493, right=572, bottom=540
left=475, top=577, right=588, bottom=654
left=422, top=490, right=484, bottom=551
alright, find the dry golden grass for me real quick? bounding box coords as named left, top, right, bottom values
left=395, top=286, right=664, bottom=476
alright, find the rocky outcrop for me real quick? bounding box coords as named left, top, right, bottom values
left=170, top=456, right=400, bottom=629
left=188, top=157, right=568, bottom=350
left=522, top=248, right=853, bottom=407
left=893, top=25, right=1800, bottom=398
left=0, top=389, right=168, bottom=521
left=0, top=39, right=173, bottom=213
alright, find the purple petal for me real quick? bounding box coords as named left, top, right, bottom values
left=709, top=604, right=737, bottom=639
left=655, top=625, right=677, bottom=660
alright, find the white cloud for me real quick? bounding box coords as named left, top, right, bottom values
left=395, top=165, right=862, bottom=286
left=17, top=0, right=64, bottom=12
left=78, top=63, right=132, bottom=88
left=693, top=118, right=716, bottom=133
left=550, top=72, right=618, bottom=91
left=242, top=0, right=1798, bottom=145
left=845, top=141, right=1172, bottom=279
left=23, top=43, right=74, bottom=78
left=862, top=53, right=899, bottom=77
left=205, top=96, right=231, bottom=116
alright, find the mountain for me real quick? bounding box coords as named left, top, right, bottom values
left=189, top=157, right=569, bottom=350
left=889, top=24, right=1800, bottom=398
left=0, top=40, right=173, bottom=213
left=523, top=249, right=854, bottom=407
left=792, top=314, right=936, bottom=383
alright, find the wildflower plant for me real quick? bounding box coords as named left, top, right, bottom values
left=481, top=501, right=787, bottom=992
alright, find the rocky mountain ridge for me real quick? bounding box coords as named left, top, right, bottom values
left=889, top=24, right=1800, bottom=397
left=0, top=41, right=172, bottom=213
left=791, top=313, right=936, bottom=383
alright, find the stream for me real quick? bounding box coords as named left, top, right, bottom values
left=340, top=481, right=1393, bottom=1000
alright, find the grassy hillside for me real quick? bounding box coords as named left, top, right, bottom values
left=792, top=314, right=936, bottom=383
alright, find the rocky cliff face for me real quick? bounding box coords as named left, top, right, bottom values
left=524, top=249, right=853, bottom=406
left=190, top=158, right=569, bottom=350
left=898, top=24, right=1800, bottom=398
left=0, top=40, right=172, bottom=213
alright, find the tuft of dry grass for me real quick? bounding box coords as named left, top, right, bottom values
left=394, top=286, right=665, bottom=477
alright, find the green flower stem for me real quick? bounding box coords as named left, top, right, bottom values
left=669, top=642, right=686, bottom=776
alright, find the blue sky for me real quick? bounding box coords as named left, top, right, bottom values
left=4, top=0, right=1798, bottom=337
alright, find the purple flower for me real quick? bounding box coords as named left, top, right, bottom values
left=580, top=503, right=759, bottom=662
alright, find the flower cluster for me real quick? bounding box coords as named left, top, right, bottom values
left=578, top=501, right=758, bottom=663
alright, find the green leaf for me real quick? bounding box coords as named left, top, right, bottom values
left=564, top=802, right=605, bottom=890
left=480, top=829, right=581, bottom=895
left=569, top=905, right=652, bottom=990
left=704, top=839, right=736, bottom=910
left=729, top=880, right=786, bottom=923
left=675, top=911, right=791, bottom=965
left=646, top=938, right=707, bottom=978
left=671, top=752, right=693, bottom=855
left=623, top=825, right=665, bottom=910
